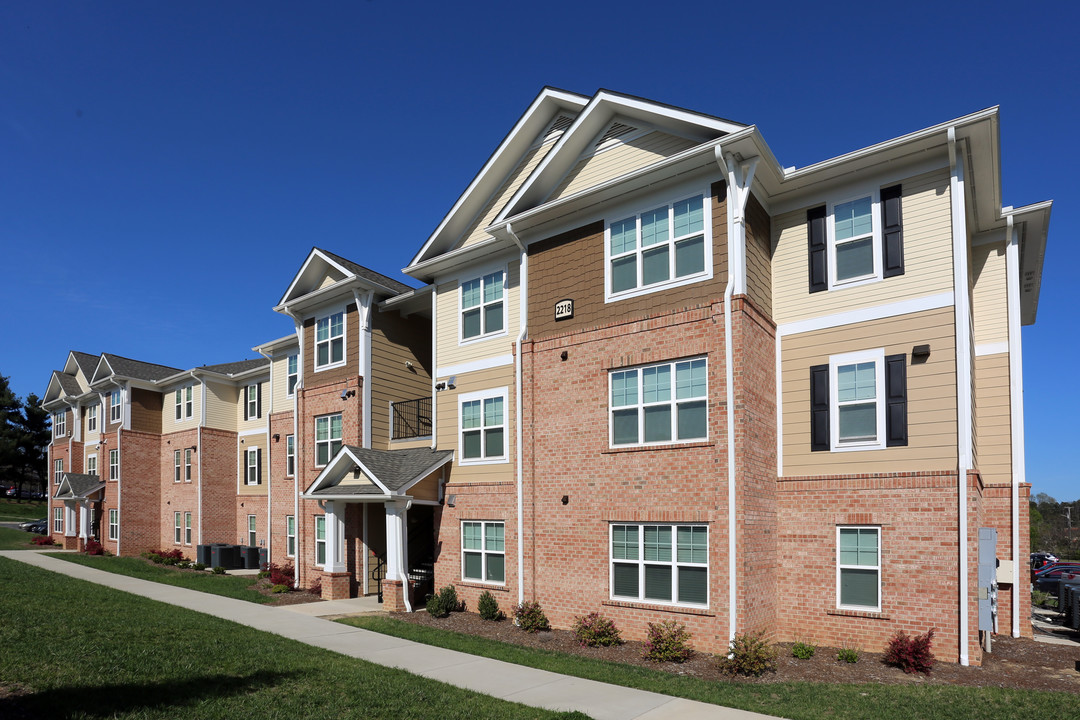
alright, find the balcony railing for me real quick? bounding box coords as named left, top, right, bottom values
left=391, top=396, right=432, bottom=440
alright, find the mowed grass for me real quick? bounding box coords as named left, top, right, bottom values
left=0, top=558, right=584, bottom=720
left=0, top=498, right=46, bottom=521
left=0, top=526, right=43, bottom=550
left=48, top=553, right=279, bottom=604
left=340, top=616, right=1079, bottom=720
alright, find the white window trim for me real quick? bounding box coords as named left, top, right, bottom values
left=54, top=507, right=64, bottom=533
left=174, top=511, right=182, bottom=544
left=247, top=514, right=257, bottom=546
left=460, top=520, right=506, bottom=586
left=286, top=355, right=298, bottom=397
left=313, top=306, right=348, bottom=372
left=108, top=508, right=118, bottom=541
left=836, top=525, right=882, bottom=613
left=173, top=450, right=182, bottom=483
left=458, top=268, right=508, bottom=345
left=286, top=515, right=296, bottom=557
left=86, top=454, right=97, bottom=476
left=108, top=449, right=119, bottom=481
left=245, top=447, right=260, bottom=485
left=314, top=515, right=326, bottom=567
left=826, top=186, right=883, bottom=291
left=54, top=411, right=66, bottom=438
left=458, top=387, right=509, bottom=465
left=608, top=522, right=709, bottom=608
left=184, top=512, right=192, bottom=545
left=245, top=384, right=259, bottom=420
left=603, top=187, right=713, bottom=304
left=174, top=386, right=193, bottom=422
left=314, top=414, right=342, bottom=468
left=87, top=404, right=98, bottom=433
left=285, top=435, right=295, bottom=477
left=109, top=390, right=122, bottom=423
left=54, top=458, right=63, bottom=484
left=184, top=449, right=192, bottom=482
left=828, top=348, right=887, bottom=452
left=609, top=357, right=708, bottom=448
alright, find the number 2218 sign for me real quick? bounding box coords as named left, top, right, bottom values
left=554, top=299, right=574, bottom=321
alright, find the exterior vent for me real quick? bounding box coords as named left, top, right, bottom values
left=539, top=114, right=575, bottom=147
left=596, top=121, right=637, bottom=148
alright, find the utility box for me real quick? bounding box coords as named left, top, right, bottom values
left=196, top=544, right=212, bottom=566
left=977, top=527, right=998, bottom=633
left=996, top=559, right=1015, bottom=585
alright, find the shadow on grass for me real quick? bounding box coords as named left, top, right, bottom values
left=1, top=670, right=300, bottom=718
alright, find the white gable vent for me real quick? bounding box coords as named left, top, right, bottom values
left=536, top=114, right=576, bottom=148
left=595, top=121, right=638, bottom=150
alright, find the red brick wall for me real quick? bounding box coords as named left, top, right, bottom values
left=268, top=410, right=298, bottom=571
left=116, top=430, right=162, bottom=556
left=199, top=427, right=240, bottom=546
left=160, top=429, right=200, bottom=557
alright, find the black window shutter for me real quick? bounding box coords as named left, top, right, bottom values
left=256, top=448, right=263, bottom=484
left=880, top=184, right=904, bottom=278
left=885, top=354, right=908, bottom=446
left=243, top=387, right=249, bottom=421
left=256, top=383, right=263, bottom=419
left=810, top=364, right=830, bottom=451
left=807, top=206, right=827, bottom=293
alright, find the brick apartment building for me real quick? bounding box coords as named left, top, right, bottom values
left=44, top=88, right=1050, bottom=666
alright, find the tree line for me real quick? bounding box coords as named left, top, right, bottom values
left=1031, top=492, right=1080, bottom=561
left=0, top=374, right=50, bottom=499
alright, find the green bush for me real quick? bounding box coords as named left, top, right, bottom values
left=192, top=562, right=206, bottom=571
left=717, top=631, right=777, bottom=676
left=477, top=590, right=504, bottom=621
left=271, top=584, right=289, bottom=593
left=177, top=561, right=191, bottom=570
left=258, top=570, right=271, bottom=579
left=1032, top=589, right=1055, bottom=608
left=837, top=644, right=860, bottom=663
left=512, top=600, right=550, bottom=633
left=642, top=620, right=692, bottom=663
left=572, top=612, right=622, bottom=647
left=212, top=566, right=226, bottom=575
left=791, top=640, right=816, bottom=659
left=426, top=585, right=461, bottom=618
left=148, top=553, right=164, bottom=564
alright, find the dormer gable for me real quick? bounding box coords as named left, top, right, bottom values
left=276, top=247, right=415, bottom=314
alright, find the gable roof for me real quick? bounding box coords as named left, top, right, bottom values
left=196, top=359, right=270, bottom=376
left=96, top=353, right=183, bottom=383
left=303, top=446, right=453, bottom=499
left=62, top=351, right=99, bottom=379
left=54, top=473, right=105, bottom=501
left=277, top=247, right=416, bottom=310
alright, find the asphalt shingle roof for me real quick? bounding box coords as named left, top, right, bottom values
left=56, top=473, right=105, bottom=499
left=71, top=351, right=99, bottom=378
left=197, top=359, right=269, bottom=376
left=308, top=446, right=453, bottom=495
left=317, top=248, right=415, bottom=296
left=101, top=354, right=183, bottom=382
left=55, top=373, right=83, bottom=397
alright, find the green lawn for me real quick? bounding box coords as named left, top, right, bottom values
left=0, top=526, right=44, bottom=550
left=48, top=553, right=281, bottom=604
left=0, top=498, right=46, bottom=522
left=340, top=616, right=1079, bottom=720
left=0, top=558, right=584, bottom=719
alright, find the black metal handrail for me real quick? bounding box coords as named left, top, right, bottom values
left=391, top=396, right=432, bottom=440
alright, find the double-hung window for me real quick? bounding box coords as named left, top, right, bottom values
left=315, top=414, right=342, bottom=466
left=809, top=184, right=903, bottom=293
left=314, top=516, right=326, bottom=565
left=837, top=527, right=881, bottom=611
left=315, top=311, right=345, bottom=369
left=248, top=515, right=257, bottom=546
left=173, top=450, right=182, bottom=483
left=610, top=524, right=708, bottom=606
left=286, top=515, right=296, bottom=557
left=109, top=449, right=119, bottom=480
left=54, top=507, right=64, bottom=533
left=87, top=404, right=98, bottom=433
left=184, top=512, right=192, bottom=545
left=246, top=448, right=261, bottom=485
left=174, top=512, right=182, bottom=544
left=461, top=521, right=504, bottom=584
left=245, top=384, right=260, bottom=420
left=459, top=389, right=506, bottom=463
left=108, top=508, right=118, bottom=540
left=54, top=459, right=63, bottom=484
left=607, top=192, right=709, bottom=299
left=461, top=271, right=505, bottom=341
left=809, top=349, right=910, bottom=453
left=287, top=354, right=299, bottom=396
left=184, top=449, right=192, bottom=482
left=86, top=454, right=97, bottom=476
left=109, top=390, right=122, bottom=423
left=54, top=411, right=66, bottom=438
left=830, top=195, right=878, bottom=285
left=175, top=386, right=193, bottom=421
left=286, top=435, right=295, bottom=476
left=610, top=358, right=707, bottom=446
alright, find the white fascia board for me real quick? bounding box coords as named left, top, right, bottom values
left=406, top=88, right=589, bottom=273
left=1011, top=200, right=1052, bottom=326
left=252, top=333, right=300, bottom=356
left=378, top=284, right=433, bottom=316
left=277, top=247, right=322, bottom=308
left=274, top=277, right=372, bottom=317
left=89, top=356, right=115, bottom=385
left=405, top=236, right=517, bottom=282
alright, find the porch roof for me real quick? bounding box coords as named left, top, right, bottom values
left=302, top=445, right=453, bottom=501
left=54, top=474, right=105, bottom=501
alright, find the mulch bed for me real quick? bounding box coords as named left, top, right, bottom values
left=391, top=610, right=1080, bottom=694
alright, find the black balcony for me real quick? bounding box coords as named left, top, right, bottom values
left=391, top=396, right=432, bottom=440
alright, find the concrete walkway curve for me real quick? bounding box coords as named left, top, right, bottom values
left=2, top=550, right=783, bottom=720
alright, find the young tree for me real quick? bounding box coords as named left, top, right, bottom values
left=0, top=375, right=22, bottom=489
left=18, top=393, right=50, bottom=496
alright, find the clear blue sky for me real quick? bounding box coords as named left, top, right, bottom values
left=2, top=2, right=1075, bottom=499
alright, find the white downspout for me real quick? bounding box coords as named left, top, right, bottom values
left=196, top=371, right=205, bottom=547
left=283, top=312, right=304, bottom=589
left=353, top=289, right=376, bottom=449
left=1005, top=214, right=1025, bottom=638
left=949, top=127, right=972, bottom=666
left=507, top=223, right=527, bottom=605
left=431, top=285, right=438, bottom=450
left=116, top=392, right=122, bottom=557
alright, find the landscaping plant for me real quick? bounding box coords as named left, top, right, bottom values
left=837, top=644, right=860, bottom=663
left=571, top=612, right=622, bottom=647
left=512, top=600, right=550, bottom=633
left=84, top=539, right=104, bottom=555
left=791, top=640, right=816, bottom=659
left=883, top=628, right=935, bottom=675
left=426, top=585, right=461, bottom=618
left=477, top=590, right=504, bottom=621
left=30, top=535, right=56, bottom=546
left=717, top=631, right=777, bottom=676
left=642, top=619, right=693, bottom=663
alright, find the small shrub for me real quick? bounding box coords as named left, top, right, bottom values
left=837, top=644, right=860, bottom=663
left=884, top=628, right=935, bottom=675
left=643, top=620, right=693, bottom=663
left=192, top=562, right=206, bottom=571
left=513, top=600, right=550, bottom=633
left=791, top=640, right=816, bottom=659
left=477, top=590, right=504, bottom=621
left=212, top=566, right=226, bottom=575
left=1032, top=589, right=1054, bottom=608
left=30, top=535, right=56, bottom=546
left=257, top=570, right=271, bottom=579
left=148, top=553, right=164, bottom=564
left=309, top=578, right=322, bottom=595
left=162, top=557, right=179, bottom=566
left=84, top=539, right=104, bottom=555
left=426, top=585, right=461, bottom=618
left=572, top=612, right=623, bottom=647
left=717, top=632, right=777, bottom=676
left=267, top=563, right=295, bottom=587
left=177, top=561, right=191, bottom=569
left=271, top=584, right=289, bottom=593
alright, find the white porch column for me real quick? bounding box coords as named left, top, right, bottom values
left=64, top=501, right=77, bottom=538
left=384, top=498, right=411, bottom=582
left=78, top=502, right=90, bottom=541
left=323, top=501, right=347, bottom=573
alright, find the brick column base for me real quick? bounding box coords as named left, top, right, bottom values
left=321, top=572, right=352, bottom=601
left=63, top=536, right=79, bottom=550
left=382, top=580, right=407, bottom=612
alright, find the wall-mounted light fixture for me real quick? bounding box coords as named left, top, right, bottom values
left=446, top=494, right=456, bottom=508
left=340, top=389, right=356, bottom=400
left=189, top=445, right=197, bottom=453
left=560, top=351, right=568, bottom=361
left=272, top=434, right=280, bottom=442
left=912, top=344, right=931, bottom=359
left=447, top=376, right=456, bottom=390
left=561, top=495, right=569, bottom=505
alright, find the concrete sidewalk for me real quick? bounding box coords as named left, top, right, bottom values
left=2, top=550, right=783, bottom=720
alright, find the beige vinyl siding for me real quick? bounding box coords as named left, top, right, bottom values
left=972, top=241, right=1009, bottom=347
left=461, top=141, right=553, bottom=250
left=549, top=131, right=699, bottom=202
left=84, top=406, right=100, bottom=445
left=160, top=385, right=201, bottom=434
left=436, top=364, right=515, bottom=484
left=238, top=436, right=267, bottom=496
left=270, top=350, right=299, bottom=418
left=237, top=378, right=269, bottom=432
left=773, top=167, right=953, bottom=326
left=782, top=306, right=957, bottom=476
left=318, top=269, right=346, bottom=290
left=371, top=310, right=431, bottom=450
left=203, top=380, right=239, bottom=432
left=974, top=353, right=1012, bottom=485
left=435, top=260, right=520, bottom=369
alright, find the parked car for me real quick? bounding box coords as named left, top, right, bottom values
left=1031, top=552, right=1059, bottom=569
left=24, top=519, right=48, bottom=535
left=18, top=517, right=47, bottom=531
left=1033, top=563, right=1080, bottom=594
